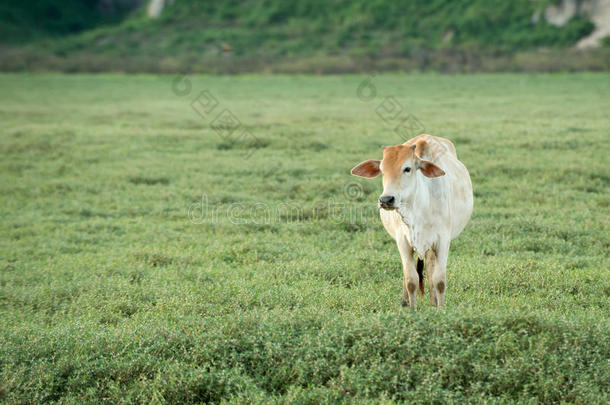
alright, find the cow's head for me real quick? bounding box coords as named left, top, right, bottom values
left=350, top=142, right=445, bottom=210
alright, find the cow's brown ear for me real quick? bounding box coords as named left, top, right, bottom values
left=419, top=160, right=445, bottom=178
left=351, top=160, right=381, bottom=178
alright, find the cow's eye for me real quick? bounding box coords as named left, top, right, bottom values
left=403, top=167, right=411, bottom=173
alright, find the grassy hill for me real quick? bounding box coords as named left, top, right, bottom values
left=1, top=0, right=609, bottom=73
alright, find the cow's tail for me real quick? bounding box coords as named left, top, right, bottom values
left=416, top=256, right=425, bottom=296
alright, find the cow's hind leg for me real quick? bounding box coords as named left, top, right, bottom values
left=432, top=240, right=450, bottom=308
left=397, top=235, right=417, bottom=308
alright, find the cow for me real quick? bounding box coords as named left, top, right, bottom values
left=350, top=134, right=473, bottom=308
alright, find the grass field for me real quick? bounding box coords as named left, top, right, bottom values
left=0, top=73, right=609, bottom=403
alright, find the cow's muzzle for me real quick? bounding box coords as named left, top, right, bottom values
left=378, top=195, right=396, bottom=210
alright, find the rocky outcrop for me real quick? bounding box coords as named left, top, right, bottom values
left=544, top=0, right=580, bottom=26
left=147, top=0, right=175, bottom=18
left=542, top=0, right=610, bottom=48
left=576, top=0, right=610, bottom=48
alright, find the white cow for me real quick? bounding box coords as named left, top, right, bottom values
left=351, top=134, right=473, bottom=308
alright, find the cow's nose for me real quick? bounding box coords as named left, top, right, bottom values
left=379, top=195, right=395, bottom=207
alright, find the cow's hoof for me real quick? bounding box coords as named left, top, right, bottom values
left=401, top=299, right=408, bottom=307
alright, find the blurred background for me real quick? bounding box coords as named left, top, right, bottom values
left=1, top=0, right=610, bottom=73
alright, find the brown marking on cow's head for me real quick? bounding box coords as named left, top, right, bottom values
left=351, top=143, right=445, bottom=210
left=381, top=144, right=415, bottom=183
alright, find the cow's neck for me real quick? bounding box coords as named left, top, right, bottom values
left=397, top=174, right=437, bottom=256
left=397, top=173, right=430, bottom=227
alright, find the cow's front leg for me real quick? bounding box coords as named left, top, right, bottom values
left=432, top=239, right=450, bottom=308
left=425, top=249, right=437, bottom=307
left=397, top=235, right=418, bottom=308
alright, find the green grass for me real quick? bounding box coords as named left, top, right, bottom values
left=0, top=73, right=609, bottom=403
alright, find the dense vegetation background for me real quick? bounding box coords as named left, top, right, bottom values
left=2, top=0, right=609, bottom=72
left=0, top=0, right=138, bottom=42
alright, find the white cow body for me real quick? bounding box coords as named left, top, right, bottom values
left=381, top=135, right=473, bottom=256
left=351, top=134, right=473, bottom=307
